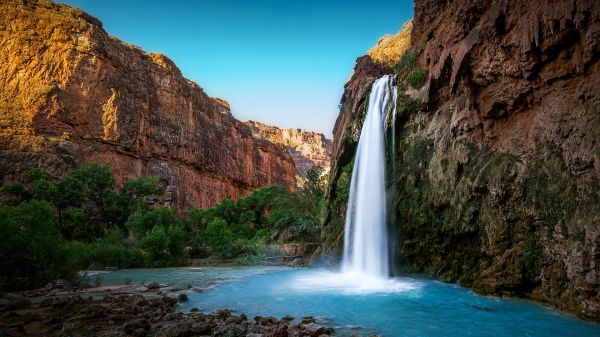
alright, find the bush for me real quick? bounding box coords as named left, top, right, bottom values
left=0, top=201, right=77, bottom=290
left=394, top=50, right=417, bottom=73
left=87, top=242, right=146, bottom=269
left=408, top=68, right=427, bottom=88
left=125, top=206, right=179, bottom=238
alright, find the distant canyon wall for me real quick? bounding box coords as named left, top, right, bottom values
left=245, top=120, right=332, bottom=178
left=0, top=0, right=296, bottom=208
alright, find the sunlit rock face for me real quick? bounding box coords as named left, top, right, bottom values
left=367, top=20, right=413, bottom=68
left=0, top=0, right=296, bottom=208
left=322, top=0, right=600, bottom=322
left=245, top=120, right=332, bottom=178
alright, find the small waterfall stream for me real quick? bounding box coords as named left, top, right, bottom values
left=342, top=75, right=396, bottom=279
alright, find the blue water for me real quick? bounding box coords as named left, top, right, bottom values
left=99, top=267, right=600, bottom=337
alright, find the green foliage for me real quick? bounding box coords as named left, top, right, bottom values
left=393, top=50, right=427, bottom=88
left=396, top=95, right=424, bottom=122
left=0, top=201, right=77, bottom=290
left=126, top=206, right=179, bottom=238
left=121, top=176, right=164, bottom=199
left=234, top=246, right=282, bottom=266
left=394, top=50, right=417, bottom=73
left=0, top=162, right=326, bottom=290
left=0, top=182, right=29, bottom=205
left=407, top=68, right=427, bottom=88
left=523, top=237, right=542, bottom=281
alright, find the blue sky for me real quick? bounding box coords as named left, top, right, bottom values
left=58, top=0, right=414, bottom=137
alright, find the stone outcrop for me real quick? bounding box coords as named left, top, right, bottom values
left=0, top=291, right=336, bottom=337
left=0, top=0, right=296, bottom=208
left=245, top=120, right=332, bottom=177
left=367, top=20, right=413, bottom=68
left=321, top=0, right=600, bottom=321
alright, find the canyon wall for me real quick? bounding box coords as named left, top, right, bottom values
left=321, top=0, right=600, bottom=321
left=0, top=0, right=296, bottom=208
left=245, top=120, right=332, bottom=178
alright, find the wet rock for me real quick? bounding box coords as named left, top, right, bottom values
left=168, top=323, right=192, bottom=337
left=132, top=327, right=148, bottom=337
left=191, top=322, right=211, bottom=334
left=301, top=316, right=315, bottom=324
left=190, top=307, right=199, bottom=312
left=136, top=286, right=149, bottom=292
left=303, top=323, right=326, bottom=336
left=127, top=294, right=148, bottom=307
left=54, top=279, right=69, bottom=289
left=226, top=316, right=243, bottom=324
left=177, top=293, right=188, bottom=302
left=216, top=309, right=232, bottom=319
left=162, top=296, right=177, bottom=307
left=264, top=323, right=289, bottom=337
left=2, top=295, right=31, bottom=310
left=146, top=282, right=160, bottom=290
left=289, top=258, right=304, bottom=267
left=123, top=318, right=150, bottom=334
left=40, top=298, right=54, bottom=307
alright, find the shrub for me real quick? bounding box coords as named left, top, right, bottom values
left=408, top=68, right=427, bottom=88
left=86, top=242, right=146, bottom=269
left=125, top=206, right=178, bottom=238
left=0, top=201, right=76, bottom=290
left=394, top=50, right=417, bottom=73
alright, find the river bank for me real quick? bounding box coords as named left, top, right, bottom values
left=0, top=279, right=335, bottom=337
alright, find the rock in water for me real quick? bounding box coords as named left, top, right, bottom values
left=146, top=282, right=160, bottom=290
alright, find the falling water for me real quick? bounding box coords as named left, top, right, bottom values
left=342, top=75, right=395, bottom=279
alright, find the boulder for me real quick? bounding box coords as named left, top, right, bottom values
left=2, top=295, right=31, bottom=311
left=177, top=293, right=188, bottom=302
left=191, top=322, right=211, bottom=334
left=122, top=318, right=150, bottom=334
left=303, top=323, right=325, bottom=336
left=146, top=282, right=160, bottom=290
left=161, top=296, right=177, bottom=307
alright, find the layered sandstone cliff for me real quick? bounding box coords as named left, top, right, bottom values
left=0, top=0, right=296, bottom=208
left=321, top=0, right=600, bottom=321
left=245, top=120, right=332, bottom=177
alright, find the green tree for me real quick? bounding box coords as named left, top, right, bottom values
left=0, top=201, right=75, bottom=290
left=0, top=182, right=29, bottom=205
left=125, top=206, right=178, bottom=238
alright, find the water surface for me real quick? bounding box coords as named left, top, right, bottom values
left=100, top=267, right=600, bottom=337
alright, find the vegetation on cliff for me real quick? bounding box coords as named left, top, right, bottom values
left=0, top=163, right=327, bottom=291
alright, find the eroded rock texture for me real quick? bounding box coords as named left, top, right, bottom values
left=0, top=0, right=296, bottom=208
left=322, top=0, right=600, bottom=321
left=245, top=120, right=332, bottom=177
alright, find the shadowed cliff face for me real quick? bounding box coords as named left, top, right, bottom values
left=323, top=0, right=600, bottom=321
left=0, top=0, right=296, bottom=208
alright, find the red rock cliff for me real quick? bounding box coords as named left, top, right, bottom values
left=0, top=0, right=296, bottom=208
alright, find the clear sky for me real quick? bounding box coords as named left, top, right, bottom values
left=58, top=0, right=414, bottom=137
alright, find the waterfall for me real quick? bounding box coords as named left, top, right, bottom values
left=342, top=75, right=395, bottom=279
